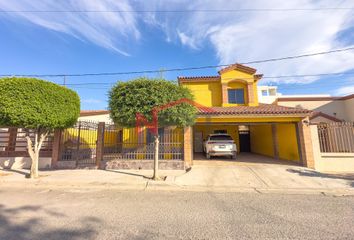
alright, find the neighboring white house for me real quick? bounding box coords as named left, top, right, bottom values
left=257, top=86, right=281, bottom=104
left=258, top=86, right=354, bottom=123
left=276, top=94, right=354, bottom=122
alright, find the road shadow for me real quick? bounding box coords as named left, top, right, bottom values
left=1, top=168, right=28, bottom=176
left=0, top=204, right=100, bottom=240
left=287, top=168, right=354, bottom=188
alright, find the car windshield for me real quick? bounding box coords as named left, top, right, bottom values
left=209, top=135, right=233, bottom=141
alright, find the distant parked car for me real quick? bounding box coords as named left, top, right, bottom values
left=203, top=134, right=237, bottom=159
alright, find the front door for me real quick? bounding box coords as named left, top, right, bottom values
left=239, top=130, right=251, bottom=152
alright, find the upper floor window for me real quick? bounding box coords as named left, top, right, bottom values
left=228, top=89, right=245, bottom=104
left=261, top=90, right=268, bottom=96
left=269, top=89, right=277, bottom=96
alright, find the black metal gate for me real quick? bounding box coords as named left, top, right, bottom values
left=60, top=121, right=98, bottom=165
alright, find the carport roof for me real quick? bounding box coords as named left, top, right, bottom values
left=197, top=104, right=311, bottom=116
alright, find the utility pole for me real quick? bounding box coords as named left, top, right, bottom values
left=158, top=68, right=165, bottom=79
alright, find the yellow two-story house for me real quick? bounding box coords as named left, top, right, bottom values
left=77, top=63, right=315, bottom=170
left=179, top=63, right=312, bottom=166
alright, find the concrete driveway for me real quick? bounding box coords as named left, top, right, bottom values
left=175, top=153, right=354, bottom=191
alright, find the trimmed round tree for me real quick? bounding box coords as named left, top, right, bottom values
left=109, top=78, right=197, bottom=180
left=0, top=77, right=80, bottom=178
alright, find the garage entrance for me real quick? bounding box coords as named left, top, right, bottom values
left=193, top=122, right=301, bottom=165
left=238, top=127, right=251, bottom=152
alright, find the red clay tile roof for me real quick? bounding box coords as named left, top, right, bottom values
left=178, top=64, right=262, bottom=84
left=80, top=104, right=310, bottom=118
left=80, top=110, right=109, bottom=116
left=178, top=76, right=220, bottom=84
left=310, top=112, right=342, bottom=122
left=339, top=93, right=354, bottom=100
left=218, top=63, right=257, bottom=75
left=254, top=74, right=263, bottom=80
left=198, top=104, right=311, bottom=116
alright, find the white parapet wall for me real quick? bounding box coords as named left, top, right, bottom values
left=315, top=153, right=354, bottom=172
left=310, top=125, right=354, bottom=173
left=0, top=157, right=52, bottom=170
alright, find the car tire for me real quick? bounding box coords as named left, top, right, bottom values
left=206, top=153, right=211, bottom=159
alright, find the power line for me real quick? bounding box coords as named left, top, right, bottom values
left=1, top=47, right=354, bottom=78
left=62, top=71, right=354, bottom=86
left=69, top=82, right=354, bottom=91
left=67, top=78, right=354, bottom=91
left=0, top=7, right=353, bottom=13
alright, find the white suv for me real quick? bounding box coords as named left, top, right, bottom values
left=203, top=134, right=237, bottom=159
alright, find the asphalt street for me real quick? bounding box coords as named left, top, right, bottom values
left=0, top=187, right=353, bottom=240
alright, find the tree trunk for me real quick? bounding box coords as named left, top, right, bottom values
left=25, top=129, right=49, bottom=179
left=152, top=135, right=160, bottom=180
left=30, top=152, right=39, bottom=178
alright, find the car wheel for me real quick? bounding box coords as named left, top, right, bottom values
left=206, top=153, right=211, bottom=159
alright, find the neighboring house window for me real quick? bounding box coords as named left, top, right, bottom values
left=228, top=89, right=245, bottom=104
left=261, top=90, right=268, bottom=96
left=269, top=89, right=276, bottom=96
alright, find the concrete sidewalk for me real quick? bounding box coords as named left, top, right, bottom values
left=1, top=162, right=354, bottom=195
left=0, top=169, right=184, bottom=190
left=174, top=163, right=354, bottom=194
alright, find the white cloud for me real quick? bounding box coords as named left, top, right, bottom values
left=1, top=0, right=354, bottom=84
left=145, top=0, right=354, bottom=84
left=335, top=85, right=354, bottom=95
left=177, top=31, right=198, bottom=49
left=0, top=0, right=140, bottom=55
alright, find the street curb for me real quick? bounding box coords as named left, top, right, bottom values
left=1, top=180, right=354, bottom=196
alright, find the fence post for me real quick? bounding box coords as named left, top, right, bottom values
left=96, top=122, right=105, bottom=168
left=51, top=129, right=62, bottom=168
left=6, top=127, right=18, bottom=152
left=183, top=126, right=193, bottom=168
left=297, top=118, right=315, bottom=169
left=310, top=125, right=321, bottom=170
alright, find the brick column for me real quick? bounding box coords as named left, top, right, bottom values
left=271, top=124, right=279, bottom=159
left=183, top=126, right=193, bottom=168
left=221, top=83, right=228, bottom=105
left=51, top=129, right=62, bottom=168
left=96, top=122, right=105, bottom=168
left=297, top=119, right=315, bottom=169
left=247, top=83, right=254, bottom=104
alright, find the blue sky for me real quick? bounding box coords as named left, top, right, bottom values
left=1, top=0, right=354, bottom=110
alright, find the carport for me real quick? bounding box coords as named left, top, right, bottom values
left=193, top=122, right=301, bottom=164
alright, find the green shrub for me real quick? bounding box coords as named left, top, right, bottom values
left=0, top=77, right=80, bottom=178
left=0, top=77, right=80, bottom=129
left=109, top=78, right=197, bottom=128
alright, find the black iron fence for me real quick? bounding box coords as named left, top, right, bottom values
left=103, top=124, right=184, bottom=161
